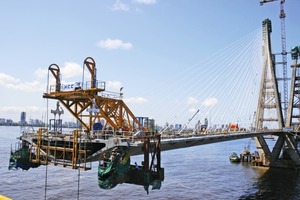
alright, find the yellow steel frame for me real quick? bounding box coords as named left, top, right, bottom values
left=30, top=128, right=91, bottom=170
left=43, top=57, right=139, bottom=132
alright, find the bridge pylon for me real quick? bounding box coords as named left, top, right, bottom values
left=256, top=19, right=284, bottom=131
left=281, top=46, right=300, bottom=166
left=286, top=46, right=300, bottom=128
left=255, top=19, right=300, bottom=168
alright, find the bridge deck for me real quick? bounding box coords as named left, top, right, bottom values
left=126, top=130, right=283, bottom=156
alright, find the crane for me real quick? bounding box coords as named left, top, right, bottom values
left=177, top=109, right=199, bottom=135
left=188, top=109, right=200, bottom=124
left=260, top=0, right=288, bottom=122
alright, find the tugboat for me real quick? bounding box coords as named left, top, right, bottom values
left=229, top=152, right=241, bottom=162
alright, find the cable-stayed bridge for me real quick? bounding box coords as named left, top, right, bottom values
left=148, top=18, right=300, bottom=169
left=8, top=17, right=300, bottom=195
left=19, top=19, right=300, bottom=170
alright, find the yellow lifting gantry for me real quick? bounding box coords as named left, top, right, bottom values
left=43, top=57, right=140, bottom=133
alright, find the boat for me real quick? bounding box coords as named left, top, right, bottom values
left=229, top=152, right=241, bottom=162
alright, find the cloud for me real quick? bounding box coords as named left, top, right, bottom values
left=107, top=81, right=123, bottom=90
left=34, top=68, right=48, bottom=80
left=0, top=73, right=20, bottom=85
left=132, top=0, right=157, bottom=5
left=33, top=61, right=83, bottom=91
left=97, top=39, right=133, bottom=50
left=124, top=97, right=148, bottom=104
left=61, top=62, right=83, bottom=78
left=7, top=80, right=45, bottom=92
left=0, top=60, right=86, bottom=93
left=35, top=61, right=85, bottom=82
left=186, top=97, right=199, bottom=105
left=112, top=0, right=130, bottom=11
left=0, top=72, right=45, bottom=92
left=202, top=97, right=218, bottom=107
left=188, top=108, right=198, bottom=114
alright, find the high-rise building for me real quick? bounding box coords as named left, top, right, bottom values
left=20, top=112, right=26, bottom=125
left=204, top=118, right=208, bottom=128
left=148, top=118, right=155, bottom=132
left=175, top=124, right=181, bottom=130
left=0, top=118, right=5, bottom=124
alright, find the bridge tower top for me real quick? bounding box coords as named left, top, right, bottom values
left=255, top=19, right=284, bottom=130
left=286, top=46, right=300, bottom=128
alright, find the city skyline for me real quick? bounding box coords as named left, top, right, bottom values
left=1, top=110, right=213, bottom=131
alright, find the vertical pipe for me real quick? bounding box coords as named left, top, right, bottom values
left=144, top=137, right=149, bottom=172
left=157, top=135, right=161, bottom=170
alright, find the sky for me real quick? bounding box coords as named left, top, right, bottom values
left=1, top=0, right=300, bottom=128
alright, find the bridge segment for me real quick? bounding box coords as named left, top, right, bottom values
left=127, top=131, right=282, bottom=156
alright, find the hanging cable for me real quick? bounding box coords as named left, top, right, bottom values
left=77, top=124, right=81, bottom=200
left=147, top=27, right=262, bottom=128
left=77, top=59, right=87, bottom=200
left=144, top=28, right=262, bottom=126
left=44, top=67, right=50, bottom=200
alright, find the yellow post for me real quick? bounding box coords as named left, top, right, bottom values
left=72, top=130, right=78, bottom=169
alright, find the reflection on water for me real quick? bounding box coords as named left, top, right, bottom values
left=240, top=168, right=300, bottom=199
